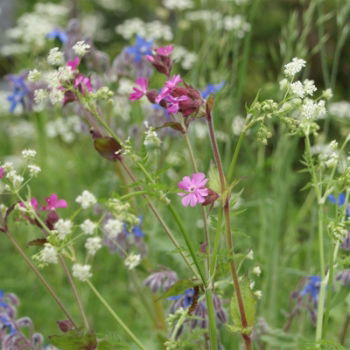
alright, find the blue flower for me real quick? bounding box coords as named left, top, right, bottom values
left=201, top=81, right=225, bottom=99
left=328, top=193, right=350, bottom=217
left=47, top=29, right=68, bottom=44
left=125, top=35, right=153, bottom=63
left=168, top=288, right=194, bottom=308
left=7, top=74, right=28, bottom=113
left=0, top=315, right=16, bottom=335
left=132, top=216, right=145, bottom=238
left=300, top=276, right=321, bottom=302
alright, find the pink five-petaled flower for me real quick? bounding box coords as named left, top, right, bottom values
left=177, top=173, right=209, bottom=207
left=74, top=74, right=93, bottom=93
left=165, top=95, right=189, bottom=115
left=129, top=77, right=148, bottom=101
left=155, top=45, right=174, bottom=56
left=19, top=197, right=39, bottom=210
left=67, top=57, right=80, bottom=71
left=155, top=75, right=183, bottom=104
left=0, top=167, right=4, bottom=179
left=42, top=194, right=68, bottom=211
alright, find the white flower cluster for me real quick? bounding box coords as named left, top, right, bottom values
left=289, top=79, right=317, bottom=99
left=28, top=69, right=42, bottom=82
left=54, top=219, right=72, bottom=240
left=28, top=164, right=41, bottom=177
left=172, top=46, right=197, bottom=70
left=104, top=218, right=124, bottom=239
left=329, top=101, right=350, bottom=119
left=185, top=11, right=250, bottom=38
left=46, top=115, right=82, bottom=143
left=1, top=162, right=23, bottom=189
left=47, top=47, right=64, bottom=66
left=80, top=219, right=97, bottom=235
left=283, top=57, right=306, bottom=77
left=124, top=253, right=141, bottom=270
left=39, top=243, right=58, bottom=265
left=162, top=0, right=193, bottom=10
left=85, top=237, right=102, bottom=256
left=318, top=140, right=339, bottom=168
left=115, top=18, right=173, bottom=41
left=22, top=149, right=37, bottom=160
left=2, top=3, right=67, bottom=55
left=117, top=78, right=135, bottom=95
left=73, top=41, right=91, bottom=57
left=72, top=264, right=92, bottom=281
left=75, top=190, right=97, bottom=209
left=144, top=122, right=161, bottom=148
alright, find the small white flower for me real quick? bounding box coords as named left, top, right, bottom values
left=72, top=264, right=92, bottom=281
left=40, top=243, right=58, bottom=264
left=254, top=290, right=262, bottom=299
left=80, top=219, right=97, bottom=235
left=54, top=219, right=72, bottom=239
left=284, top=57, right=306, bottom=77
left=49, top=88, right=64, bottom=105
left=57, top=66, right=74, bottom=82
left=73, top=41, right=90, bottom=57
left=124, top=253, right=141, bottom=270
left=303, top=79, right=317, bottom=96
left=322, top=88, right=333, bottom=100
left=34, top=89, right=48, bottom=104
left=85, top=237, right=102, bottom=256
left=28, top=164, right=41, bottom=176
left=28, top=69, right=41, bottom=82
left=47, top=47, right=64, bottom=65
left=246, top=249, right=254, bottom=260
left=144, top=127, right=161, bottom=147
left=162, top=0, right=193, bottom=10
left=6, top=170, right=24, bottom=188
left=75, top=190, right=97, bottom=209
left=22, top=149, right=37, bottom=159
left=253, top=266, right=262, bottom=276
left=104, top=218, right=123, bottom=238
left=290, top=81, right=305, bottom=98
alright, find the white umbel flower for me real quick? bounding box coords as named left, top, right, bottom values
left=47, top=47, right=64, bottom=65
left=303, top=79, right=317, bottom=96
left=49, top=88, right=64, bottom=105
left=124, top=253, right=141, bottom=270
left=22, top=149, right=37, bottom=159
left=75, top=190, right=97, bottom=209
left=54, top=219, right=72, bottom=239
left=28, top=69, right=41, bottom=82
left=85, top=237, right=102, bottom=256
left=40, top=243, right=58, bottom=264
left=290, top=81, right=305, bottom=98
left=80, top=219, right=97, bottom=235
left=28, top=164, right=41, bottom=176
left=73, top=41, right=90, bottom=57
left=104, top=218, right=123, bottom=238
left=284, top=57, right=306, bottom=77
left=72, top=264, right=92, bottom=281
left=34, top=89, right=48, bottom=104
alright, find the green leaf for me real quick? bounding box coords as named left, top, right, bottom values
left=93, top=137, right=122, bottom=162
left=331, top=284, right=350, bottom=308
left=157, top=279, right=200, bottom=300
left=229, top=278, right=256, bottom=333
left=50, top=329, right=97, bottom=350
left=155, top=122, right=185, bottom=134
left=208, top=165, right=221, bottom=194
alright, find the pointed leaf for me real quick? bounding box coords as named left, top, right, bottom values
left=94, top=137, right=122, bottom=161
left=156, top=122, right=185, bottom=134
left=50, top=329, right=97, bottom=350
left=27, top=238, right=48, bottom=247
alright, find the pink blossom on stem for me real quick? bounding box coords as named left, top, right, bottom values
left=42, top=194, right=68, bottom=211
left=67, top=57, right=80, bottom=71
left=74, top=74, right=92, bottom=93
left=166, top=95, right=189, bottom=115
left=0, top=167, right=4, bottom=179
left=155, top=75, right=183, bottom=104
left=129, top=77, right=148, bottom=101
left=19, top=197, right=39, bottom=210
left=155, top=45, right=174, bottom=56
left=177, top=173, right=209, bottom=207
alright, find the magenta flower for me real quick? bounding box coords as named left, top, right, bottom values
left=42, top=194, right=68, bottom=211
left=156, top=75, right=183, bottom=104
left=0, top=167, right=4, bottom=179
left=178, top=173, right=209, bottom=207
left=165, top=95, right=189, bottom=115
left=67, top=57, right=80, bottom=71
left=155, top=45, right=174, bottom=56
left=19, top=197, right=39, bottom=210
left=129, top=77, right=148, bottom=101
left=74, top=74, right=92, bottom=93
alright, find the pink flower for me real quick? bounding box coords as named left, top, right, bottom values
left=19, top=197, right=39, bottom=210
left=0, top=167, right=4, bottom=179
left=42, top=194, right=67, bottom=211
left=74, top=74, right=92, bottom=93
left=165, top=95, right=189, bottom=115
left=155, top=45, right=174, bottom=56
left=155, top=75, right=183, bottom=104
left=129, top=77, right=148, bottom=101
left=177, top=173, right=209, bottom=207
left=67, top=57, right=80, bottom=71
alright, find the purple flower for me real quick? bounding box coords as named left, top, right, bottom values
left=7, top=74, right=29, bottom=113
left=144, top=269, right=178, bottom=293
left=177, top=173, right=209, bottom=207
left=47, top=28, right=68, bottom=44
left=299, top=276, right=321, bottom=303
left=201, top=81, right=225, bottom=99
left=125, top=35, right=153, bottom=63
left=42, top=194, right=68, bottom=211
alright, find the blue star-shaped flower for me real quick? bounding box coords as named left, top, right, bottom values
left=328, top=193, right=350, bottom=217
left=47, top=29, right=68, bottom=44
left=300, top=276, right=321, bottom=303
left=7, top=74, right=28, bottom=113
left=168, top=288, right=194, bottom=308
left=125, top=35, right=153, bottom=63
left=132, top=216, right=145, bottom=238
left=201, top=81, right=225, bottom=99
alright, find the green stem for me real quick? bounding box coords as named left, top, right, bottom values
left=227, top=131, right=246, bottom=183
left=86, top=280, right=147, bottom=350
left=4, top=230, right=76, bottom=327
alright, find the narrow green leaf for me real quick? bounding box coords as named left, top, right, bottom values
left=50, top=329, right=97, bottom=350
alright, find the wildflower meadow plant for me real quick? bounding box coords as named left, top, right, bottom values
left=1, top=1, right=350, bottom=350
